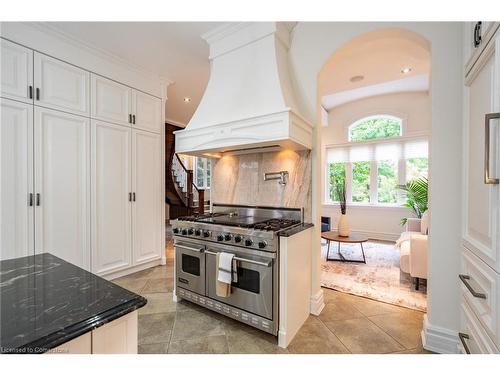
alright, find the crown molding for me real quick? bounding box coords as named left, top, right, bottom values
left=27, top=22, right=173, bottom=86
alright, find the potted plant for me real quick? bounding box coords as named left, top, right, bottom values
left=398, top=177, right=428, bottom=225
left=336, top=181, right=350, bottom=237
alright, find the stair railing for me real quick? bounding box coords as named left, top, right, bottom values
left=171, top=154, right=205, bottom=215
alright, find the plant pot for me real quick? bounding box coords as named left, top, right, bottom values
left=338, top=214, right=350, bottom=237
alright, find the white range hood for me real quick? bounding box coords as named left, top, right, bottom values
left=174, top=22, right=313, bottom=156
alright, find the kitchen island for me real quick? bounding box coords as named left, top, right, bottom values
left=0, top=253, right=146, bottom=354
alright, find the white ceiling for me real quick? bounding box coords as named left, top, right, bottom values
left=322, top=74, right=429, bottom=110
left=319, top=28, right=431, bottom=110
left=48, top=22, right=222, bottom=126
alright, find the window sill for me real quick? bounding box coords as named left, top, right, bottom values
left=323, top=202, right=409, bottom=210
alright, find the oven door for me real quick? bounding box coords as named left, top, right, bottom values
left=174, top=239, right=206, bottom=295
left=205, top=244, right=274, bottom=320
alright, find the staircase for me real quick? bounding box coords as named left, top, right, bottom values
left=166, top=123, right=209, bottom=219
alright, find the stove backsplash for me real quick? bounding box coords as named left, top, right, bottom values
left=211, top=149, right=312, bottom=221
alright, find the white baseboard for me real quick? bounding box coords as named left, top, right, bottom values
left=277, top=330, right=287, bottom=348
left=345, top=229, right=399, bottom=242
left=310, top=289, right=325, bottom=316
left=422, top=314, right=460, bottom=353
left=105, top=258, right=162, bottom=280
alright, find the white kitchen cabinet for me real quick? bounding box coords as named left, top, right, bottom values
left=463, top=34, right=500, bottom=272
left=461, top=30, right=500, bottom=354
left=91, top=74, right=133, bottom=127
left=460, top=299, right=499, bottom=354
left=91, top=311, right=138, bottom=354
left=0, top=39, right=33, bottom=104
left=34, top=52, right=90, bottom=116
left=91, top=120, right=132, bottom=275
left=132, top=90, right=162, bottom=133
left=1, top=38, right=163, bottom=279
left=132, top=130, right=162, bottom=265
left=48, top=311, right=138, bottom=354
left=34, top=107, right=90, bottom=269
left=0, top=99, right=34, bottom=260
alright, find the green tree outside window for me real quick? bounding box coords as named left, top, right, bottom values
left=350, top=117, right=401, bottom=142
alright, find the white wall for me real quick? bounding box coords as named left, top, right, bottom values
left=289, top=22, right=463, bottom=353
left=322, top=92, right=431, bottom=241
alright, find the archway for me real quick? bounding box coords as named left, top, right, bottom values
left=314, top=27, right=432, bottom=345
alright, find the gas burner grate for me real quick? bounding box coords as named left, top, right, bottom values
left=177, top=213, right=225, bottom=221
left=253, top=218, right=301, bottom=231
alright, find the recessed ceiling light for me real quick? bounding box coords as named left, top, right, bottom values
left=183, top=97, right=191, bottom=103
left=401, top=67, right=412, bottom=74
left=350, top=75, right=364, bottom=83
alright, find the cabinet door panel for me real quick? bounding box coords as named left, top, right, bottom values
left=132, top=91, right=161, bottom=133
left=91, top=121, right=131, bottom=275
left=0, top=99, right=34, bottom=260
left=34, top=53, right=90, bottom=115
left=91, top=75, right=132, bottom=126
left=132, top=130, right=161, bottom=265
left=1, top=39, right=33, bottom=104
left=34, top=107, right=90, bottom=269
left=464, top=36, right=500, bottom=272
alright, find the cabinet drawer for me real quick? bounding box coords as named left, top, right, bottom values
left=460, top=299, right=498, bottom=354
left=461, top=247, right=500, bottom=348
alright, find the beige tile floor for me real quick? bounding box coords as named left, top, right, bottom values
left=112, top=236, right=431, bottom=354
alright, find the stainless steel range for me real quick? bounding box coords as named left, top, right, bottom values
left=172, top=203, right=303, bottom=335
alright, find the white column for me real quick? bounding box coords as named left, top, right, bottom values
left=310, top=111, right=325, bottom=316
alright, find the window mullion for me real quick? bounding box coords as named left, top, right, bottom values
left=345, top=162, right=353, bottom=203
left=370, top=159, right=378, bottom=204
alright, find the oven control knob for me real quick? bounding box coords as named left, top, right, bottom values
left=245, top=239, right=253, bottom=247
left=188, top=228, right=194, bottom=235
left=195, top=229, right=201, bottom=236
left=173, top=228, right=180, bottom=234
left=234, top=235, right=242, bottom=243
left=258, top=241, right=267, bottom=249
left=181, top=229, right=188, bottom=236
left=224, top=233, right=232, bottom=241
left=217, top=234, right=224, bottom=242
left=203, top=230, right=211, bottom=238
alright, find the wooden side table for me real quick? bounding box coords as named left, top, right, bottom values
left=321, top=232, right=369, bottom=263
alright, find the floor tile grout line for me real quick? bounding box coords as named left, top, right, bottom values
left=314, top=316, right=352, bottom=354
left=365, top=314, right=412, bottom=350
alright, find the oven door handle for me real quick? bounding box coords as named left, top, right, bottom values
left=175, top=244, right=205, bottom=253
left=205, top=250, right=272, bottom=267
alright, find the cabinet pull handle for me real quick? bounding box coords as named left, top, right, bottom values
left=473, top=22, right=482, bottom=48
left=459, top=332, right=471, bottom=354
left=36, top=193, right=40, bottom=206
left=459, top=274, right=487, bottom=299
left=484, top=112, right=500, bottom=184
left=35, top=88, right=40, bottom=101
left=129, top=114, right=132, bottom=124
left=133, top=192, right=136, bottom=202
left=28, top=86, right=33, bottom=99
left=132, top=115, right=136, bottom=124
left=129, top=192, right=132, bottom=202
left=29, top=193, right=33, bottom=207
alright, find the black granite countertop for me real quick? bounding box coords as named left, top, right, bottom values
left=0, top=253, right=146, bottom=354
left=278, top=223, right=314, bottom=237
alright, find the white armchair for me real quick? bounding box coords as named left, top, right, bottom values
left=398, top=217, right=428, bottom=290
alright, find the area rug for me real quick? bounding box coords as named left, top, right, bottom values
left=320, top=240, right=427, bottom=312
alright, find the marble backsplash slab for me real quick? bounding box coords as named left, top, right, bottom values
left=211, top=149, right=312, bottom=221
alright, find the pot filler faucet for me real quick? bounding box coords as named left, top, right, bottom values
left=263, top=171, right=289, bottom=185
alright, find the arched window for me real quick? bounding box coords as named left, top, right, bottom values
left=348, top=115, right=402, bottom=142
